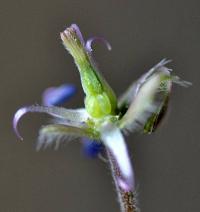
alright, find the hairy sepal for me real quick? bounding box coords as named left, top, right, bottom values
left=37, top=124, right=99, bottom=150
left=118, top=68, right=171, bottom=133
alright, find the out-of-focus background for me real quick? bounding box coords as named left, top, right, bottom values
left=0, top=0, right=199, bottom=211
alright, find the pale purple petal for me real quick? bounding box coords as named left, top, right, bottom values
left=85, top=37, right=112, bottom=53
left=100, top=123, right=135, bottom=191
left=13, top=105, right=89, bottom=140
left=13, top=107, right=29, bottom=140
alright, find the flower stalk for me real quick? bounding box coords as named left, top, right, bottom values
left=106, top=149, right=138, bottom=212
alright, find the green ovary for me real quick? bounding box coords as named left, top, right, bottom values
left=85, top=92, right=112, bottom=118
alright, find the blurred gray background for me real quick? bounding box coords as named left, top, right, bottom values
left=0, top=0, right=199, bottom=211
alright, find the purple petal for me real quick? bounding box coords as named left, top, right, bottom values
left=85, top=37, right=112, bottom=53
left=42, top=84, right=76, bottom=106
left=81, top=138, right=103, bottom=158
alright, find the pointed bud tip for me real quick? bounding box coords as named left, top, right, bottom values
left=60, top=24, right=84, bottom=44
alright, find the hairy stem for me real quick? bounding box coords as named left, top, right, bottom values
left=106, top=149, right=138, bottom=212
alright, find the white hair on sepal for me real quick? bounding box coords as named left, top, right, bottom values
left=131, top=184, right=141, bottom=212
left=36, top=124, right=97, bottom=151
left=36, top=132, right=71, bottom=151
left=36, top=126, right=79, bottom=151
left=119, top=66, right=175, bottom=135
left=118, top=59, right=172, bottom=113
left=121, top=101, right=159, bottom=135
left=153, top=58, right=172, bottom=69
left=172, top=75, right=192, bottom=87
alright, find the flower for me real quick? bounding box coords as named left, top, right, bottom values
left=13, top=24, right=191, bottom=192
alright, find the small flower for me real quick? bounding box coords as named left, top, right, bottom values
left=13, top=24, right=191, bottom=192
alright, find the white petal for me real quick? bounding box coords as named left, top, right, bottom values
left=100, top=123, right=134, bottom=190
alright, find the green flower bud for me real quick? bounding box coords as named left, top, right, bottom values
left=60, top=24, right=117, bottom=118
